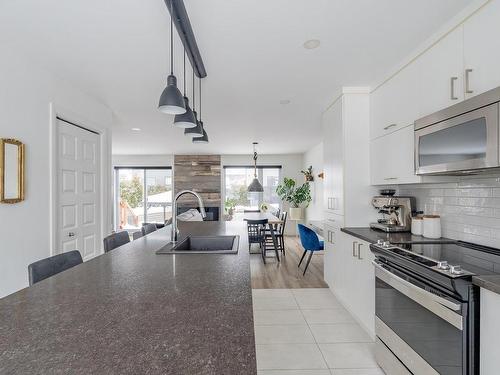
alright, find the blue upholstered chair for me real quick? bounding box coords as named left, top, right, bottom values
left=297, top=224, right=324, bottom=275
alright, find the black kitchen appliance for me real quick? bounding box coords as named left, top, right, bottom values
left=370, top=240, right=500, bottom=374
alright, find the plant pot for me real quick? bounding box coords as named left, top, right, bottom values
left=289, top=207, right=303, bottom=220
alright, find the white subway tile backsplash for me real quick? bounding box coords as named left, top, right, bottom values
left=398, top=175, right=500, bottom=248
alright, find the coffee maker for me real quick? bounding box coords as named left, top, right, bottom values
left=370, top=191, right=415, bottom=232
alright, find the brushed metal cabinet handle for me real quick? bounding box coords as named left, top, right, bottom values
left=352, top=241, right=358, bottom=257
left=384, top=177, right=398, bottom=181
left=357, top=243, right=363, bottom=260
left=68, top=232, right=75, bottom=237
left=450, top=77, right=458, bottom=100
left=465, top=69, right=473, bottom=94
left=383, top=123, right=397, bottom=131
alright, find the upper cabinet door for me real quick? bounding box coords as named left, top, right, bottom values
left=418, top=26, right=464, bottom=118
left=370, top=125, right=421, bottom=185
left=464, top=0, right=500, bottom=99
left=370, top=60, right=420, bottom=140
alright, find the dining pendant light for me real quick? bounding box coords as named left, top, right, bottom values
left=247, top=142, right=264, bottom=192
left=173, top=50, right=197, bottom=128
left=193, top=78, right=209, bottom=143
left=184, top=71, right=203, bottom=137
left=158, top=0, right=186, bottom=115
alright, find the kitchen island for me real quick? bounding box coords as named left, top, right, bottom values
left=0, top=221, right=256, bottom=375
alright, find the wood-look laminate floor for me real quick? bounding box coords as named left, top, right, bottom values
left=250, top=235, right=328, bottom=289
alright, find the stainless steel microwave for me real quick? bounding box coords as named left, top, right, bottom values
left=415, top=86, right=500, bottom=175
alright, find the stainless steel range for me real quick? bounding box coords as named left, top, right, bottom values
left=370, top=240, right=500, bottom=375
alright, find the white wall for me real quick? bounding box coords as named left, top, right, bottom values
left=112, top=154, right=174, bottom=167
left=302, top=142, right=324, bottom=222
left=0, top=47, right=113, bottom=298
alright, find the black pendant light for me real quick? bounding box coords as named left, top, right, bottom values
left=193, top=78, right=209, bottom=143
left=173, top=50, right=197, bottom=128
left=158, top=0, right=186, bottom=115
left=247, top=142, right=264, bottom=192
left=184, top=69, right=203, bottom=137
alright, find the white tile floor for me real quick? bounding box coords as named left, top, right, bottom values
left=253, top=288, right=384, bottom=375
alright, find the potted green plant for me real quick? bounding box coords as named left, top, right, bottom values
left=275, top=177, right=312, bottom=220
left=301, top=165, right=314, bottom=182
left=260, top=202, right=269, bottom=212
left=224, top=198, right=237, bottom=216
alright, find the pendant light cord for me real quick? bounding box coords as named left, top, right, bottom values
left=183, top=49, right=186, bottom=95
left=199, top=78, right=202, bottom=120
left=253, top=143, right=258, bottom=177
left=192, top=68, right=196, bottom=111
left=170, top=0, right=174, bottom=75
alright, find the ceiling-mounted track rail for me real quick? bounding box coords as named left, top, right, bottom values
left=164, top=0, right=207, bottom=79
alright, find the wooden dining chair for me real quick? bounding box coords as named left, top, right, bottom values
left=28, top=250, right=83, bottom=286
left=246, top=219, right=268, bottom=251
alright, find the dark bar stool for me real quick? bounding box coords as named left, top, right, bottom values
left=28, top=250, right=83, bottom=286
left=142, top=223, right=157, bottom=236
left=132, top=231, right=143, bottom=240
left=103, top=231, right=130, bottom=252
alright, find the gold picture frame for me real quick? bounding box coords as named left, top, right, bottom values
left=0, top=138, right=25, bottom=203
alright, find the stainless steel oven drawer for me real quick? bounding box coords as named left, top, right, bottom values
left=375, top=337, right=412, bottom=375
left=376, top=318, right=439, bottom=375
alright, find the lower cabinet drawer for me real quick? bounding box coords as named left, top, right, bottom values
left=323, top=211, right=344, bottom=229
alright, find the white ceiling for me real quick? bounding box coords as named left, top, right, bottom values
left=0, top=0, right=472, bottom=155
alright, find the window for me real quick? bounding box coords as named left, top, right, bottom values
left=223, top=166, right=281, bottom=212
left=114, top=167, right=172, bottom=230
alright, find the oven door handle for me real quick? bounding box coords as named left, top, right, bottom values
left=373, top=261, right=463, bottom=330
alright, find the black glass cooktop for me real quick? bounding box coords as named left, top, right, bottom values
left=378, top=241, right=500, bottom=277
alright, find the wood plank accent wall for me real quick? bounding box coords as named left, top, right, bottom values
left=174, top=155, right=221, bottom=208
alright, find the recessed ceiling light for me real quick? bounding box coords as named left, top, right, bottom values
left=131, top=127, right=141, bottom=131
left=280, top=99, right=291, bottom=105
left=303, top=39, right=320, bottom=50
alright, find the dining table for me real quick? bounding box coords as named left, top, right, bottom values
left=235, top=211, right=283, bottom=225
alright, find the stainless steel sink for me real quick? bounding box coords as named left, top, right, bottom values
left=156, top=235, right=239, bottom=254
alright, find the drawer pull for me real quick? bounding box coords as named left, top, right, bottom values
left=383, top=123, right=397, bottom=131
left=384, top=177, right=398, bottom=181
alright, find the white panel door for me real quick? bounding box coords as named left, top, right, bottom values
left=464, top=0, right=500, bottom=99
left=418, top=26, right=464, bottom=118
left=57, top=119, right=101, bottom=260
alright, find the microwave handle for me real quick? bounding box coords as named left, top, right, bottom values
left=373, top=261, right=463, bottom=330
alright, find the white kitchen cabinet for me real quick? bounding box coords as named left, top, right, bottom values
left=370, top=60, right=420, bottom=140
left=323, top=222, right=342, bottom=289
left=463, top=0, right=500, bottom=99
left=370, top=125, right=421, bottom=185
left=418, top=26, right=464, bottom=118
left=330, top=231, right=375, bottom=337
left=322, top=88, right=377, bottom=226
left=480, top=288, right=500, bottom=375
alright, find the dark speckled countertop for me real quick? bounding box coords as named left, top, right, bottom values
left=0, top=221, right=256, bottom=375
left=341, top=227, right=455, bottom=244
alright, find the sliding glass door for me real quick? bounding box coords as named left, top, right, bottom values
left=223, top=166, right=281, bottom=212
left=115, top=167, right=172, bottom=231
